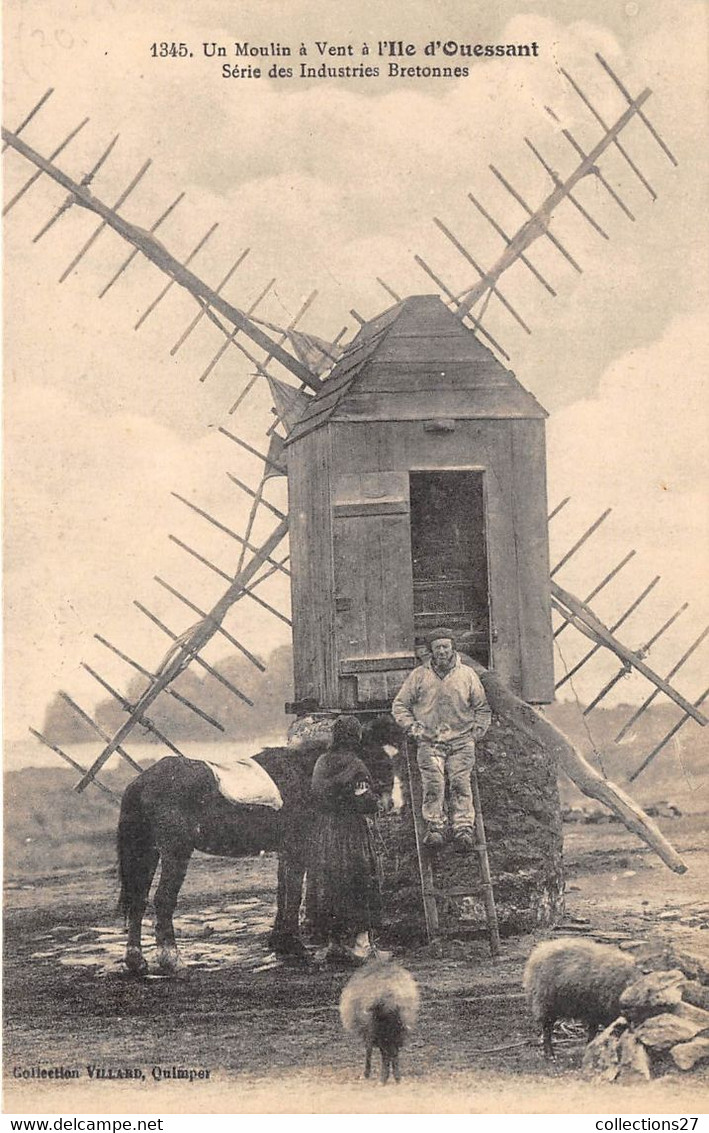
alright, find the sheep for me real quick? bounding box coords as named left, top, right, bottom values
left=523, top=937, right=639, bottom=1059
left=339, top=959, right=420, bottom=1083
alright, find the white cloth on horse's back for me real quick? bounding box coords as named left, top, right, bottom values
left=204, top=755, right=283, bottom=810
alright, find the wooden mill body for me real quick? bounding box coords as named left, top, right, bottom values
left=285, top=294, right=554, bottom=715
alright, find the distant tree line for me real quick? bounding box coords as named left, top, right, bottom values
left=42, top=644, right=295, bottom=743
left=41, top=648, right=701, bottom=779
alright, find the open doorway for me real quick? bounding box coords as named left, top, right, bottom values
left=409, top=470, right=490, bottom=665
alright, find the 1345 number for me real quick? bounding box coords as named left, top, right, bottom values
left=150, top=42, right=190, bottom=57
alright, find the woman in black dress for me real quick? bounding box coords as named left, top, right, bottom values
left=305, top=715, right=384, bottom=963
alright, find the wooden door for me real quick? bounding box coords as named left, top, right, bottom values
left=332, top=472, right=416, bottom=706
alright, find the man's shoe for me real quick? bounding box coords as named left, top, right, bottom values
left=424, top=829, right=445, bottom=849
left=453, top=832, right=475, bottom=855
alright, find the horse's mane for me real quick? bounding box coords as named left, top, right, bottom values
left=255, top=728, right=395, bottom=795
left=253, top=739, right=326, bottom=794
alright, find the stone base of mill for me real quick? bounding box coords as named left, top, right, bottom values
left=376, top=714, right=565, bottom=945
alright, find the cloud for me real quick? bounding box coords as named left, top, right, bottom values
left=4, top=0, right=708, bottom=751
left=4, top=386, right=290, bottom=740
left=548, top=309, right=708, bottom=506
left=547, top=308, right=709, bottom=704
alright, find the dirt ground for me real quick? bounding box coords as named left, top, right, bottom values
left=4, top=812, right=709, bottom=1115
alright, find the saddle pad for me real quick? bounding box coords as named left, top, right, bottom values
left=204, top=756, right=283, bottom=810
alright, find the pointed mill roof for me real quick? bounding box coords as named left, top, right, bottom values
left=266, top=373, right=313, bottom=433
left=286, top=295, right=547, bottom=445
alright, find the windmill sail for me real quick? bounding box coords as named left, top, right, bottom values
left=74, top=517, right=290, bottom=791
left=1, top=125, right=321, bottom=392
left=3, top=53, right=703, bottom=801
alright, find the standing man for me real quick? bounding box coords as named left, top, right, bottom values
left=392, top=628, right=491, bottom=854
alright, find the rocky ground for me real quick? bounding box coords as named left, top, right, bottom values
left=4, top=808, right=709, bottom=1115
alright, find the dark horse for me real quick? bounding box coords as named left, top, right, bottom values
left=117, top=718, right=398, bottom=975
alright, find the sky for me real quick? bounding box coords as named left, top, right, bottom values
left=3, top=0, right=708, bottom=760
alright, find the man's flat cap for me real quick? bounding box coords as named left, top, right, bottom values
left=426, top=627, right=456, bottom=646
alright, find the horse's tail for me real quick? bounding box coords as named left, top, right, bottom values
left=116, top=776, right=155, bottom=922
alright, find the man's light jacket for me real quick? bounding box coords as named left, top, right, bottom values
left=392, top=655, right=492, bottom=743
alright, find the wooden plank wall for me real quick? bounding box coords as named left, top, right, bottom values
left=288, top=416, right=553, bottom=710
left=332, top=471, right=414, bottom=703
left=332, top=421, right=520, bottom=694
left=510, top=419, right=555, bottom=702
left=287, top=428, right=336, bottom=707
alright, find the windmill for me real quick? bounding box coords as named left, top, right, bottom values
left=4, top=52, right=706, bottom=940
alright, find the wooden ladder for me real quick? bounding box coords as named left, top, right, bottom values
left=404, top=739, right=501, bottom=958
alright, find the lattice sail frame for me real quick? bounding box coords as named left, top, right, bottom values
left=3, top=55, right=704, bottom=797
